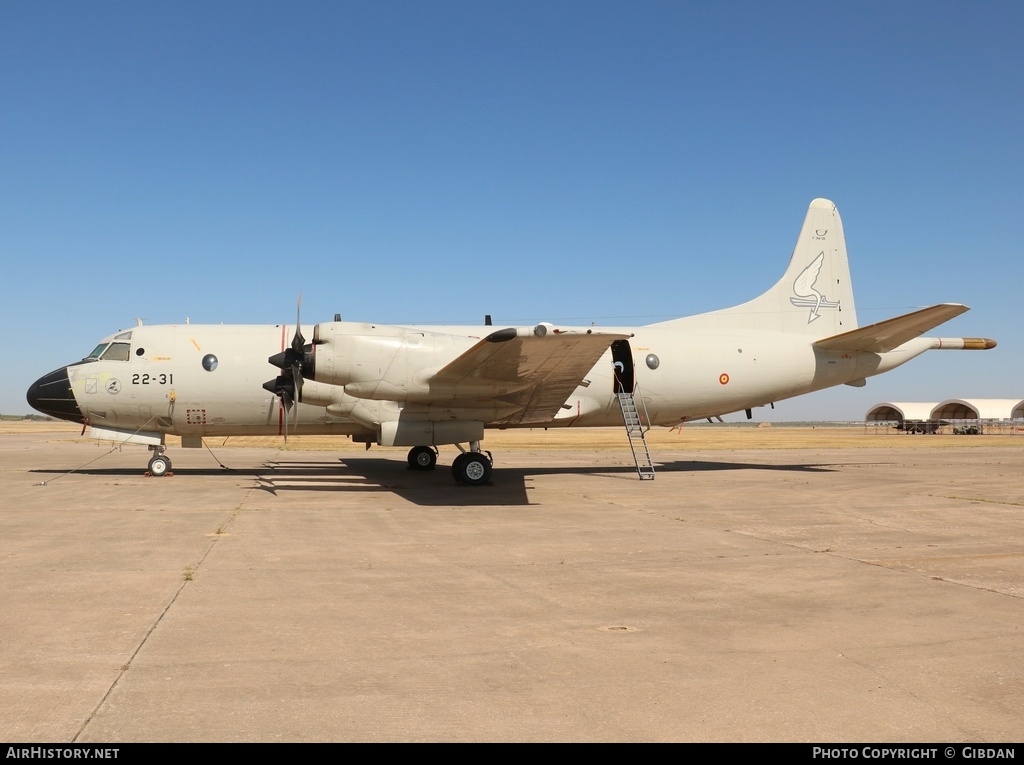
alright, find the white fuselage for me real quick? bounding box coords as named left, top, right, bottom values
left=57, top=319, right=921, bottom=443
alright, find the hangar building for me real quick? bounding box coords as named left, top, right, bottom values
left=865, top=399, right=1024, bottom=434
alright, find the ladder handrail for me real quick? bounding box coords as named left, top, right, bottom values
left=616, top=384, right=655, bottom=480
left=632, top=382, right=652, bottom=435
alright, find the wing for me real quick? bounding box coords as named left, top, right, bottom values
left=813, top=304, right=969, bottom=353
left=429, top=326, right=629, bottom=424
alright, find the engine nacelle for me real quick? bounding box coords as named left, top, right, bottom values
left=311, top=321, right=475, bottom=399
left=378, top=419, right=484, bottom=447
left=296, top=378, right=349, bottom=408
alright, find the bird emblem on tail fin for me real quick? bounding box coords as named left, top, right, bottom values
left=791, top=251, right=840, bottom=323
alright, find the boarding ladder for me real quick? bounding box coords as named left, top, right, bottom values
left=617, top=388, right=655, bottom=480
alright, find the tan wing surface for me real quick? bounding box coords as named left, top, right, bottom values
left=813, top=304, right=968, bottom=353
left=432, top=327, right=628, bottom=424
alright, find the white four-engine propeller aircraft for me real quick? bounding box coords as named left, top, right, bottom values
left=27, top=199, right=995, bottom=485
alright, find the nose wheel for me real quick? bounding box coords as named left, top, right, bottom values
left=147, top=454, right=172, bottom=477
left=147, top=444, right=172, bottom=477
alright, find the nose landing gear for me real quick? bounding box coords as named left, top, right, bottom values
left=147, top=445, right=172, bottom=477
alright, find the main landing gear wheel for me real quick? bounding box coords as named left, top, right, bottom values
left=452, top=452, right=492, bottom=486
left=407, top=445, right=438, bottom=471
left=148, top=455, right=171, bottom=477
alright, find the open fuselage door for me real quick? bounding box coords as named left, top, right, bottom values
left=609, top=338, right=653, bottom=479
left=611, top=339, right=635, bottom=394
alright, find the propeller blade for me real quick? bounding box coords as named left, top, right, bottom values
left=282, top=395, right=289, bottom=444
left=291, top=360, right=304, bottom=398
left=287, top=294, right=307, bottom=403
left=291, top=372, right=300, bottom=436
left=292, top=293, right=305, bottom=355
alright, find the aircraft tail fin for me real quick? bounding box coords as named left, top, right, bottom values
left=673, top=198, right=858, bottom=336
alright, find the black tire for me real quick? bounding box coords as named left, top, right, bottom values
left=148, top=455, right=171, bottom=477
left=451, top=452, right=491, bottom=486
left=407, top=445, right=437, bottom=471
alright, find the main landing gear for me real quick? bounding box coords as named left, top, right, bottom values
left=405, top=443, right=493, bottom=486
left=407, top=445, right=438, bottom=470
left=451, top=451, right=492, bottom=486
left=147, top=444, right=172, bottom=477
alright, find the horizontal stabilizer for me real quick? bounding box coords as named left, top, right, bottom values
left=814, top=304, right=969, bottom=353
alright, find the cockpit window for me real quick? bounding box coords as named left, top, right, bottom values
left=85, top=331, right=134, bottom=361
left=100, top=342, right=131, bottom=361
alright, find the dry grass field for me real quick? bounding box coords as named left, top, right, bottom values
left=0, top=421, right=83, bottom=434
left=2, top=419, right=1019, bottom=451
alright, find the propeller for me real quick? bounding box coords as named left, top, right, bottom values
left=263, top=295, right=315, bottom=441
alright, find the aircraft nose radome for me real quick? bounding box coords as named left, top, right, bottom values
left=26, top=367, right=85, bottom=424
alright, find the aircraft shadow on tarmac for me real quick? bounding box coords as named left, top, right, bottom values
left=30, top=458, right=839, bottom=508
left=265, top=457, right=841, bottom=507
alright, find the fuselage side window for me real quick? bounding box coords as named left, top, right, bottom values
left=100, top=342, right=131, bottom=361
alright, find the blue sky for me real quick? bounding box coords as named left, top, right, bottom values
left=3, top=1, right=1021, bottom=420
